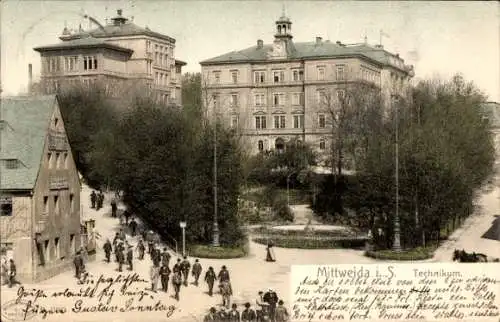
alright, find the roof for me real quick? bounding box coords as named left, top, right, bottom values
left=200, top=41, right=411, bottom=73
left=175, top=59, right=187, bottom=66
left=60, top=22, right=175, bottom=44
left=0, top=95, right=56, bottom=190
left=33, top=36, right=133, bottom=54
left=481, top=102, right=500, bottom=128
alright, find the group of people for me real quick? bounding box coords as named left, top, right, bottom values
left=203, top=288, right=289, bottom=322
left=0, top=257, right=17, bottom=288
left=90, top=190, right=105, bottom=211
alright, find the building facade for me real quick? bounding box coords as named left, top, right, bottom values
left=200, top=15, right=414, bottom=155
left=34, top=9, right=186, bottom=106
left=0, top=95, right=82, bottom=282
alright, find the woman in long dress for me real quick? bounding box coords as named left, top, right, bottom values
left=265, top=240, right=276, bottom=262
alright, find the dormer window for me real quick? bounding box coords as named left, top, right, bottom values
left=4, top=159, right=19, bottom=169
left=54, top=117, right=59, bottom=128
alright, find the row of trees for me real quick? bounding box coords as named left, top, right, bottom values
left=57, top=76, right=246, bottom=247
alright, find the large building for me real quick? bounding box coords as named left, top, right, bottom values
left=200, top=14, right=414, bottom=155
left=34, top=9, right=186, bottom=106
left=0, top=95, right=82, bottom=282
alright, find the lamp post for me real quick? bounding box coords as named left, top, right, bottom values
left=180, top=221, right=187, bottom=256
left=392, top=94, right=402, bottom=252
left=212, top=98, right=220, bottom=247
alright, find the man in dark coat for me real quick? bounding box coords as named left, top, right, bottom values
left=228, top=303, right=240, bottom=322
left=8, top=259, right=17, bottom=288
left=180, top=256, right=191, bottom=286
left=203, top=307, right=218, bottom=322
left=263, top=288, right=279, bottom=322
left=129, top=218, right=138, bottom=237
left=152, top=246, right=161, bottom=267
left=159, top=263, right=171, bottom=292
left=111, top=199, right=117, bottom=217
left=124, top=210, right=131, bottom=225
left=137, top=240, right=145, bottom=260
left=90, top=191, right=97, bottom=209
left=172, top=271, right=182, bottom=301
left=241, top=302, right=257, bottom=322
left=73, top=251, right=83, bottom=280
left=117, top=243, right=125, bottom=272
left=218, top=265, right=230, bottom=282
left=204, top=266, right=217, bottom=296
left=103, top=239, right=112, bottom=263
left=191, top=259, right=202, bottom=286
left=217, top=308, right=228, bottom=321
left=126, top=245, right=134, bottom=271
left=148, top=240, right=155, bottom=258
left=161, top=248, right=171, bottom=267
left=98, top=191, right=105, bottom=209
left=172, top=258, right=181, bottom=273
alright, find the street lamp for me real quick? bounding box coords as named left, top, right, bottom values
left=212, top=98, right=220, bottom=247
left=392, top=94, right=402, bottom=252
left=180, top=221, right=187, bottom=256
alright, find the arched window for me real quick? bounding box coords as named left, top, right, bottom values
left=319, top=138, right=326, bottom=150
left=258, top=140, right=264, bottom=152
left=278, top=25, right=282, bottom=34
left=275, top=138, right=285, bottom=152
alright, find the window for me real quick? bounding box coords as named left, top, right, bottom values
left=155, top=52, right=158, bottom=63
left=63, top=153, right=68, bottom=169
left=273, top=71, right=285, bottom=83
left=317, top=90, right=327, bottom=105
left=337, top=90, right=346, bottom=102
left=159, top=53, right=163, bottom=66
left=274, top=115, right=286, bottom=129
left=230, top=94, right=239, bottom=107
left=43, top=196, right=49, bottom=214
left=212, top=94, right=220, bottom=108
left=146, top=41, right=151, bottom=53
left=0, top=197, right=12, bottom=216
left=273, top=93, right=285, bottom=106
left=64, top=56, right=78, bottom=72
left=55, top=153, right=60, bottom=169
left=318, top=114, right=326, bottom=128
left=5, top=159, right=19, bottom=169
left=292, top=69, right=304, bottom=81
left=317, top=67, right=325, bottom=80
left=69, top=193, right=74, bottom=212
left=291, top=93, right=304, bottom=106
left=55, top=238, right=61, bottom=259
left=70, top=234, right=76, bottom=255
left=258, top=140, right=264, bottom=152
left=54, top=195, right=59, bottom=214
left=293, top=115, right=304, bottom=128
left=231, top=115, right=239, bottom=128
left=231, top=71, right=238, bottom=84
left=255, top=116, right=267, bottom=129
left=48, top=57, right=60, bottom=73
left=44, top=240, right=50, bottom=262
left=83, top=56, right=97, bottom=70
left=254, top=94, right=265, bottom=106
left=336, top=65, right=345, bottom=81
left=319, top=138, right=326, bottom=150
left=213, top=72, right=220, bottom=84
left=254, top=71, right=266, bottom=84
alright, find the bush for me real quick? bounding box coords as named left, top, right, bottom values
left=188, top=244, right=248, bottom=259
left=252, top=236, right=366, bottom=249
left=272, top=197, right=294, bottom=222
left=365, top=247, right=436, bottom=261
left=252, top=226, right=359, bottom=238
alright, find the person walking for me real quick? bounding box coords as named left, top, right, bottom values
left=73, top=251, right=83, bottom=280
left=275, top=300, right=289, bottom=322
left=119, top=229, right=126, bottom=241
left=129, top=218, right=138, bottom=237
left=172, top=271, right=182, bottom=301
left=266, top=241, right=276, bottom=262
left=111, top=199, right=117, bottom=218
left=228, top=303, right=240, bottom=322
left=124, top=210, right=131, bottom=225
left=8, top=259, right=17, bottom=288
left=159, top=263, right=171, bottom=292
left=98, top=191, right=105, bottom=210
left=152, top=246, right=161, bottom=267
left=203, top=307, right=218, bottom=322
left=205, top=266, right=217, bottom=296
left=180, top=256, right=191, bottom=286
left=218, top=265, right=230, bottom=282
left=263, top=288, right=279, bottom=322
left=126, top=245, right=134, bottom=271
left=173, top=258, right=181, bottom=274
left=256, top=291, right=269, bottom=321
left=117, top=243, right=125, bottom=272
left=137, top=240, right=145, bottom=260
left=241, top=302, right=257, bottom=322
left=103, top=239, right=112, bottom=263
left=90, top=190, right=97, bottom=209
left=191, top=259, right=202, bottom=286
left=148, top=239, right=155, bottom=258
left=150, top=264, right=159, bottom=292
left=161, top=248, right=171, bottom=267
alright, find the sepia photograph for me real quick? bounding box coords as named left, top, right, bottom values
left=0, top=1, right=499, bottom=321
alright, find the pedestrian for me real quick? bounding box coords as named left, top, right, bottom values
left=275, top=300, right=289, bottom=322
left=159, top=263, right=171, bottom=292
left=111, top=199, right=117, bottom=218
left=119, top=228, right=126, bottom=241
left=263, top=288, right=279, bottom=322
left=180, top=256, right=191, bottom=286
left=126, top=245, right=133, bottom=271
left=256, top=291, right=269, bottom=321
left=218, top=265, right=230, bottom=282
left=217, top=308, right=228, bottom=321
left=241, top=302, right=257, bottom=322
left=148, top=239, right=154, bottom=258
left=8, top=259, right=17, bottom=288
left=137, top=240, right=145, bottom=260
left=205, top=266, right=217, bottom=296
left=161, top=247, right=171, bottom=267
left=113, top=235, right=121, bottom=263
left=203, top=307, right=218, bottom=322
left=152, top=246, right=161, bottom=267
left=90, top=190, right=97, bottom=209
left=172, top=271, right=182, bottom=301
left=173, top=258, right=181, bottom=274
left=191, top=259, right=202, bottom=286
left=129, top=218, right=138, bottom=237
left=266, top=241, right=276, bottom=262
left=228, top=303, right=240, bottom=322
left=73, top=251, right=83, bottom=280
left=117, top=243, right=125, bottom=272
left=98, top=191, right=105, bottom=209
left=124, top=210, right=131, bottom=225
left=150, top=264, right=159, bottom=292
left=103, top=239, right=112, bottom=263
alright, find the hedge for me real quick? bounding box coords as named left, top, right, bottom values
left=251, top=226, right=361, bottom=238
left=252, top=236, right=367, bottom=249
left=187, top=244, right=248, bottom=259
left=365, top=247, right=436, bottom=261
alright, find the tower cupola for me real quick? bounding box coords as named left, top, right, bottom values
left=275, top=13, right=292, bottom=40
left=110, top=9, right=129, bottom=26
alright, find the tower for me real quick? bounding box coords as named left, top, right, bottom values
left=269, top=12, right=295, bottom=59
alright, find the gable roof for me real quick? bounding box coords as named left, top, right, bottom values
left=33, top=36, right=133, bottom=54
left=0, top=95, right=56, bottom=190
left=200, top=41, right=411, bottom=72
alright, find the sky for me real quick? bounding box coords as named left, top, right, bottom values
left=1, top=1, right=499, bottom=101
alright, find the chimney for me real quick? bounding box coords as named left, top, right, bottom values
left=316, top=37, right=322, bottom=44
left=28, top=64, right=33, bottom=94
left=257, top=39, right=263, bottom=49
left=117, top=9, right=123, bottom=16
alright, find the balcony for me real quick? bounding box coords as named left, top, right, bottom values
left=48, top=131, right=68, bottom=151
left=49, top=176, right=69, bottom=190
